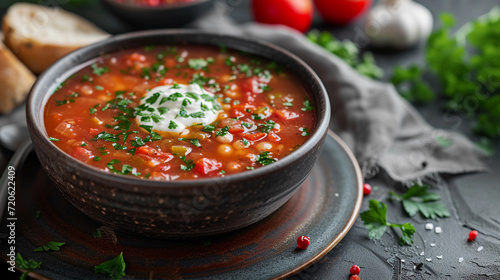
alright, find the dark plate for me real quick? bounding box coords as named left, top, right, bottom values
left=0, top=130, right=362, bottom=279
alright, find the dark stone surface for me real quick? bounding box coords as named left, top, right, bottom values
left=0, top=0, right=499, bottom=279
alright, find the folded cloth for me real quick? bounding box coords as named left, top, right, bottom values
left=192, top=13, right=486, bottom=182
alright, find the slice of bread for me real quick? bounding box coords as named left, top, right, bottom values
left=0, top=40, right=36, bottom=114
left=2, top=3, right=110, bottom=74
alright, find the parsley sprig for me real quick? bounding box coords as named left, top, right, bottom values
left=361, top=200, right=416, bottom=246
left=389, top=184, right=450, bottom=219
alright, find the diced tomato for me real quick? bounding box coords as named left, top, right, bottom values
left=137, top=146, right=173, bottom=160
left=71, top=147, right=93, bottom=162
left=158, top=78, right=174, bottom=85
left=275, top=110, right=300, bottom=120
left=89, top=128, right=99, bottom=135
left=267, top=132, right=281, bottom=142
left=243, top=132, right=267, bottom=141
left=125, top=52, right=146, bottom=67
left=231, top=104, right=255, bottom=118
left=220, top=118, right=245, bottom=134
left=195, top=158, right=222, bottom=175
left=153, top=164, right=171, bottom=172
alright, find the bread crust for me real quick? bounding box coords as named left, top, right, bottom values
left=0, top=41, right=36, bottom=114
left=2, top=3, right=109, bottom=74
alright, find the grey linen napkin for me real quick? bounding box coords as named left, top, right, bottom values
left=192, top=14, right=486, bottom=182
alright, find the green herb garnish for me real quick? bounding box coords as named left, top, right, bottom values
left=94, top=252, right=126, bottom=280
left=34, top=241, right=65, bottom=252
left=389, top=184, right=450, bottom=219
left=255, top=151, right=276, bottom=166
left=360, top=200, right=416, bottom=246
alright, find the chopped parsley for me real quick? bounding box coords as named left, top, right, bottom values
left=301, top=99, right=314, bottom=111
left=94, top=252, right=126, bottom=280
left=202, top=124, right=216, bottom=132
left=300, top=127, right=311, bottom=136
left=258, top=120, right=275, bottom=133
left=179, top=138, right=202, bottom=148
left=49, top=137, right=60, bottom=141
left=216, top=126, right=230, bottom=137
left=241, top=138, right=249, bottom=147
left=188, top=58, right=208, bottom=70
left=106, top=159, right=140, bottom=176
left=34, top=241, right=65, bottom=252
left=93, top=229, right=102, bottom=238
left=180, top=156, right=195, bottom=171
left=91, top=63, right=110, bottom=76
left=55, top=99, right=74, bottom=106
left=255, top=151, right=276, bottom=166
left=168, top=120, right=178, bottom=129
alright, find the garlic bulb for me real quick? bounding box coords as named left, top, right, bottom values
left=365, top=0, right=433, bottom=49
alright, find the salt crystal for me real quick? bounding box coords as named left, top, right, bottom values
left=335, top=193, right=339, bottom=197
left=477, top=246, right=484, bottom=252
left=458, top=257, right=464, bottom=263
left=437, top=255, right=443, bottom=259
left=401, top=259, right=405, bottom=263
left=426, top=258, right=432, bottom=262
left=435, top=227, right=442, bottom=234
left=430, top=243, right=436, bottom=247
left=425, top=223, right=434, bottom=230
left=420, top=251, right=425, bottom=256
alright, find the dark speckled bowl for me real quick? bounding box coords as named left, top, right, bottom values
left=26, top=30, right=330, bottom=238
left=100, top=0, right=214, bottom=28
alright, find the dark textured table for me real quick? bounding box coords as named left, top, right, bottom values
left=0, top=0, right=499, bottom=279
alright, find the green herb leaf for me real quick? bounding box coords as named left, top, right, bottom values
left=49, top=137, right=60, bottom=141
left=34, top=241, right=65, bottom=252
left=202, top=124, right=216, bottom=132
left=94, top=252, right=126, bottom=280
left=301, top=100, right=313, bottom=111
left=389, top=184, right=450, bottom=219
left=258, top=120, right=275, bottom=133
left=16, top=253, right=42, bottom=280
left=360, top=200, right=416, bottom=245
left=255, top=151, right=276, bottom=166
left=216, top=126, right=230, bottom=137
left=180, top=156, right=195, bottom=171
left=91, top=63, right=110, bottom=76
left=188, top=58, right=208, bottom=70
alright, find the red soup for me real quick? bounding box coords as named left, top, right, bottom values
left=44, top=45, right=316, bottom=180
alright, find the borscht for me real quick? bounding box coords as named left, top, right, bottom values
left=44, top=45, right=316, bottom=180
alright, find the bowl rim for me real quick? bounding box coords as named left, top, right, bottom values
left=27, top=29, right=331, bottom=189
left=100, top=0, right=213, bottom=10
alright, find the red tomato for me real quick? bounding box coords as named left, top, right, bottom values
left=220, top=118, right=245, bottom=134
left=71, top=147, right=93, bottom=162
left=275, top=110, right=300, bottom=120
left=195, top=158, right=222, bottom=175
left=252, top=0, right=314, bottom=33
left=243, top=132, right=267, bottom=141
left=314, top=0, right=371, bottom=25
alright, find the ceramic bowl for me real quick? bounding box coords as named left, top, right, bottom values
left=100, top=0, right=214, bottom=28
left=26, top=30, right=331, bottom=238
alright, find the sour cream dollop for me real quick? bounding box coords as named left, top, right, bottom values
left=137, top=84, right=222, bottom=133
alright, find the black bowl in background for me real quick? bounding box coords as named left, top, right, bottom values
left=100, top=0, right=214, bottom=28
left=26, top=30, right=331, bottom=238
